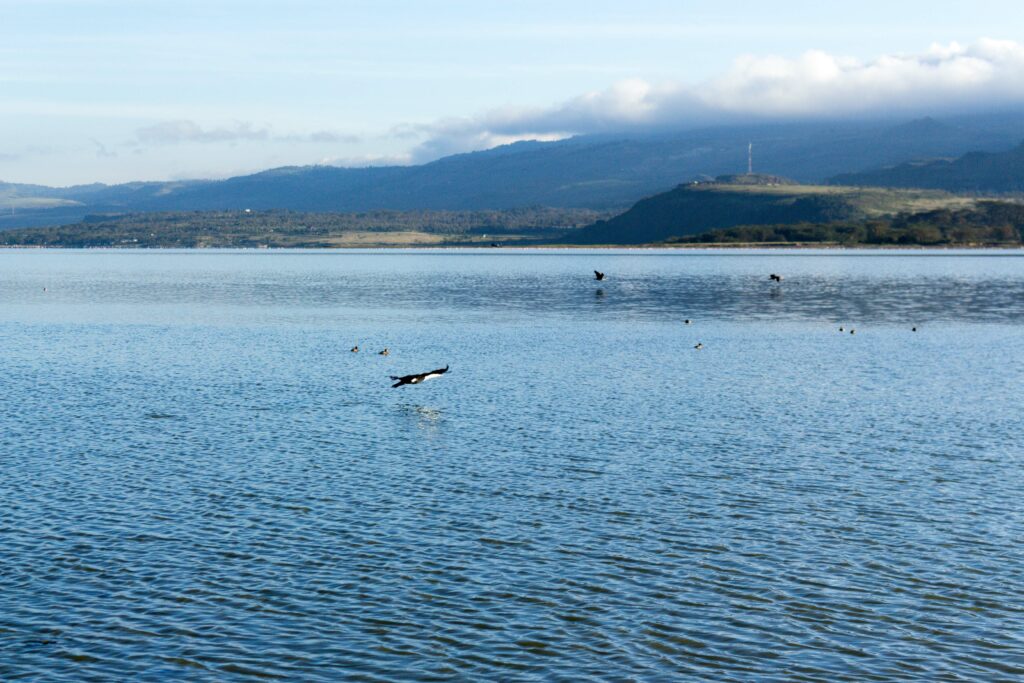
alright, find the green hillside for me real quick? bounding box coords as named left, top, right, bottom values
left=567, top=178, right=976, bottom=244
left=665, top=201, right=1024, bottom=246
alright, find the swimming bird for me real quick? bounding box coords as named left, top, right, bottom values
left=390, top=365, right=449, bottom=388
left=351, top=345, right=359, bottom=353
left=379, top=348, right=390, bottom=356
left=594, top=270, right=605, bottom=281
left=850, top=329, right=856, bottom=335
left=684, top=319, right=692, bottom=325
left=694, top=342, right=703, bottom=350
left=912, top=326, right=917, bottom=332
left=769, top=273, right=783, bottom=282
left=839, top=326, right=844, bottom=332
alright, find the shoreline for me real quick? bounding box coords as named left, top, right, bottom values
left=2, top=243, right=1023, bottom=252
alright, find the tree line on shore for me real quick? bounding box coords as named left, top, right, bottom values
left=664, top=201, right=1024, bottom=246
left=0, top=207, right=609, bottom=248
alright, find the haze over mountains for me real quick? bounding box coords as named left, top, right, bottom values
left=3, top=112, right=1024, bottom=231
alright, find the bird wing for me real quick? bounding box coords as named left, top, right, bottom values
left=422, top=366, right=449, bottom=380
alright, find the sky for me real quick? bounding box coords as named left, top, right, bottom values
left=2, top=0, right=1024, bottom=186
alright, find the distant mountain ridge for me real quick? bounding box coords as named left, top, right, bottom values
left=3, top=112, right=1024, bottom=230
left=830, top=140, right=1024, bottom=192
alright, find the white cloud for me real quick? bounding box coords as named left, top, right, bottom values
left=91, top=138, right=117, bottom=158
left=407, top=38, right=1024, bottom=162
left=135, top=120, right=363, bottom=147
left=318, top=152, right=412, bottom=168
left=136, top=120, right=270, bottom=145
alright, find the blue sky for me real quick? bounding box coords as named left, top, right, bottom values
left=2, top=0, right=1023, bottom=185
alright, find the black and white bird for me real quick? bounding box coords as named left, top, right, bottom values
left=769, top=273, right=783, bottom=282
left=351, top=345, right=359, bottom=353
left=379, top=348, right=390, bottom=356
left=390, top=365, right=449, bottom=388
left=684, top=319, right=692, bottom=325
left=594, top=270, right=605, bottom=281
left=694, top=342, right=704, bottom=350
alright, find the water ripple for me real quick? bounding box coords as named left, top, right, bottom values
left=1, top=249, right=1023, bottom=680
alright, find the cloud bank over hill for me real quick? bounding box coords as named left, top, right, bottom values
left=410, top=39, right=1024, bottom=161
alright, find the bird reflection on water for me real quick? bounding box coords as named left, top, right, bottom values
left=399, top=404, right=444, bottom=432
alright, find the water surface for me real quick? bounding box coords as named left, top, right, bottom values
left=1, top=249, right=1022, bottom=681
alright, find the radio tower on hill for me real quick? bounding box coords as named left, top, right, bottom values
left=747, top=142, right=753, bottom=175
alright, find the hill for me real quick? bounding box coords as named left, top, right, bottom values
left=664, top=201, right=1024, bottom=246
left=565, top=179, right=975, bottom=244
left=3, top=112, right=1023, bottom=230
left=830, top=140, right=1024, bottom=192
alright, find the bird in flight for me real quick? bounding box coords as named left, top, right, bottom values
left=594, top=271, right=605, bottom=281
left=390, top=365, right=449, bottom=388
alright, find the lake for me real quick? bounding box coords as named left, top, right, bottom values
left=1, top=248, right=1022, bottom=681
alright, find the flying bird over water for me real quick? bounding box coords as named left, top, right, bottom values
left=594, top=271, right=605, bottom=281
left=390, top=365, right=449, bottom=388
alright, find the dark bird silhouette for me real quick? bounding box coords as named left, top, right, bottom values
left=694, top=342, right=704, bottom=350
left=769, top=273, right=783, bottom=282
left=839, top=326, right=844, bottom=332
left=390, top=365, right=449, bottom=388
left=684, top=319, right=691, bottom=325
left=379, top=348, right=389, bottom=356
left=912, top=326, right=917, bottom=332
left=594, top=270, right=605, bottom=281
left=351, top=345, right=359, bottom=353
left=850, top=329, right=856, bottom=335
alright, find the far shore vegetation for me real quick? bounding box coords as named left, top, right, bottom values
left=1, top=182, right=1022, bottom=248
left=0, top=208, right=609, bottom=248
left=662, top=201, right=1024, bottom=247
